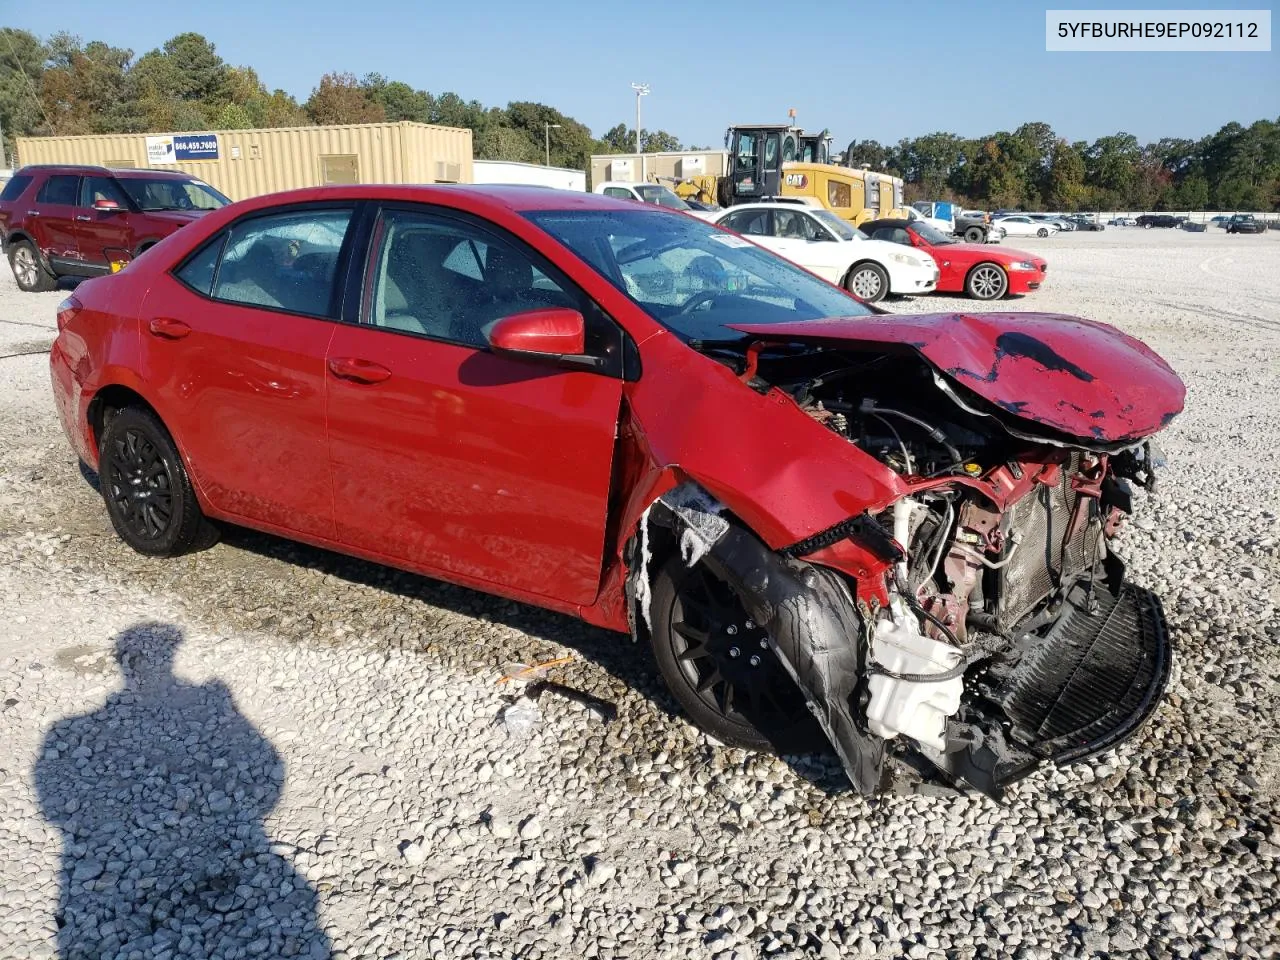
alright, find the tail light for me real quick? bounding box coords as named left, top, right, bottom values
left=56, top=296, right=83, bottom=332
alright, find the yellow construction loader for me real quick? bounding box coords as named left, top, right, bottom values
left=716, top=124, right=905, bottom=226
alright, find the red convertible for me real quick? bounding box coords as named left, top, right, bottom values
left=861, top=218, right=1048, bottom=300
left=50, top=186, right=1183, bottom=798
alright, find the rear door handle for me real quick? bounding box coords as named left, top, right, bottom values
left=148, top=317, right=191, bottom=340
left=328, top=357, right=392, bottom=384
left=75, top=215, right=92, bottom=222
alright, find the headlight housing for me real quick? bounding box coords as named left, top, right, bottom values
left=1007, top=260, right=1037, bottom=271
left=891, top=253, right=922, bottom=268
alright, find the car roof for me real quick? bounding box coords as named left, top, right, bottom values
left=225, top=184, right=657, bottom=216
left=17, top=164, right=199, bottom=180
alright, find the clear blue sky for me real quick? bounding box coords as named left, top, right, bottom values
left=7, top=0, right=1278, bottom=147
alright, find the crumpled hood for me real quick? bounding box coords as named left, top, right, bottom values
left=729, top=312, right=1186, bottom=444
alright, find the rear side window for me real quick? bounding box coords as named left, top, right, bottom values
left=0, top=175, right=33, bottom=202
left=211, top=209, right=353, bottom=317
left=175, top=234, right=227, bottom=297
left=37, top=175, right=80, bottom=205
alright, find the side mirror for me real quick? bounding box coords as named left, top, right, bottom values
left=93, top=198, right=122, bottom=212
left=487, top=308, right=595, bottom=367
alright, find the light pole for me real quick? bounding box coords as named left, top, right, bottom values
left=631, top=82, right=649, bottom=180
left=544, top=122, right=561, bottom=167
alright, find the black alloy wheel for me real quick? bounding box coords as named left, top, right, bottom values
left=99, top=406, right=207, bottom=556
left=650, top=556, right=817, bottom=752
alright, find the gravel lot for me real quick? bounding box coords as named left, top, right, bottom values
left=1, top=228, right=1278, bottom=959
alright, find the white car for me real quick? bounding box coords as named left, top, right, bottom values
left=593, top=181, right=719, bottom=221
left=991, top=215, right=1059, bottom=238
left=713, top=203, right=938, bottom=302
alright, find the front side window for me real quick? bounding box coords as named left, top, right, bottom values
left=774, top=210, right=829, bottom=241
left=526, top=207, right=873, bottom=344
left=735, top=133, right=757, bottom=170
left=118, top=177, right=229, bottom=212
left=37, top=175, right=79, bottom=205
left=367, top=209, right=579, bottom=347
left=212, top=208, right=353, bottom=317
left=78, top=176, right=129, bottom=208
left=810, top=209, right=861, bottom=241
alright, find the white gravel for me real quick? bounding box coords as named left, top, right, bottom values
left=1, top=228, right=1278, bottom=959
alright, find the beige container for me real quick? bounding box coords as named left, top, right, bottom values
left=589, top=150, right=729, bottom=186
left=15, top=122, right=474, bottom=201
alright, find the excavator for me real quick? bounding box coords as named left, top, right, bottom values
left=715, top=123, right=905, bottom=226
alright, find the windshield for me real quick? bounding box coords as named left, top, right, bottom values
left=911, top=222, right=954, bottom=245
left=118, top=178, right=230, bottom=212
left=810, top=209, right=865, bottom=241
left=525, top=208, right=873, bottom=342
left=633, top=185, right=690, bottom=210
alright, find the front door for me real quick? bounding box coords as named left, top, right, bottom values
left=324, top=205, right=624, bottom=606
left=75, top=175, right=133, bottom=269
left=767, top=209, right=843, bottom=283
left=32, top=174, right=81, bottom=265
left=141, top=205, right=356, bottom=540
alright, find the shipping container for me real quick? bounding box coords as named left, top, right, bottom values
left=14, top=122, right=473, bottom=201
left=589, top=150, right=729, bottom=187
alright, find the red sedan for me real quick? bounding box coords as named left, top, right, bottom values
left=50, top=185, right=1184, bottom=799
left=861, top=218, right=1048, bottom=300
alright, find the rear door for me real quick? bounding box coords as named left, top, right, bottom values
left=31, top=174, right=81, bottom=263
left=324, top=204, right=625, bottom=606
left=75, top=175, right=134, bottom=269
left=141, top=204, right=357, bottom=540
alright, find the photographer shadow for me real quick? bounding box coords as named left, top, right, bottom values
left=34, top=623, right=331, bottom=959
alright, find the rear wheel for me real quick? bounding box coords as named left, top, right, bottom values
left=1036, top=227, right=1049, bottom=238
left=8, top=240, right=56, bottom=292
left=845, top=262, right=889, bottom=302
left=965, top=263, right=1008, bottom=300
left=963, top=226, right=985, bottom=243
left=99, top=406, right=207, bottom=557
left=650, top=556, right=815, bottom=752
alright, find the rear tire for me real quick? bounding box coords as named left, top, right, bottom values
left=99, top=406, right=208, bottom=557
left=963, top=226, right=985, bottom=243
left=1036, top=227, right=1049, bottom=238
left=8, top=240, right=57, bottom=292
left=649, top=556, right=816, bottom=753
left=844, top=262, right=889, bottom=302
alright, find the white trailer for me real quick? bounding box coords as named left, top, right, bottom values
left=471, top=160, right=586, bottom=192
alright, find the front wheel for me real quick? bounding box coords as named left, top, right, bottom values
left=845, top=262, right=889, bottom=302
left=1036, top=227, right=1049, bottom=238
left=8, top=240, right=57, bottom=292
left=966, top=263, right=1009, bottom=300
left=649, top=556, right=816, bottom=752
left=963, top=226, right=985, bottom=243
left=99, top=406, right=208, bottom=557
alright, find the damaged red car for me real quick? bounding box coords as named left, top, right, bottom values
left=49, top=186, right=1185, bottom=798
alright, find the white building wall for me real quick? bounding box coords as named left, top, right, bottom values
left=472, top=160, right=585, bottom=191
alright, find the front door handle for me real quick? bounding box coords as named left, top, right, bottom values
left=328, top=357, right=392, bottom=384
left=26, top=210, right=39, bottom=216
left=75, top=215, right=92, bottom=222
left=148, top=317, right=191, bottom=340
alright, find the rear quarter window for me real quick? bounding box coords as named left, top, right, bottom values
left=0, top=175, right=33, bottom=202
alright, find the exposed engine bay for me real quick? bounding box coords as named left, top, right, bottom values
left=645, top=340, right=1173, bottom=799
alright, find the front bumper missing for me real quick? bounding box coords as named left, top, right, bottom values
left=928, top=575, right=1172, bottom=799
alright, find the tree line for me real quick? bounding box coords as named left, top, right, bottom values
left=2, top=29, right=1275, bottom=210
left=0, top=29, right=696, bottom=172
left=850, top=118, right=1279, bottom=212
